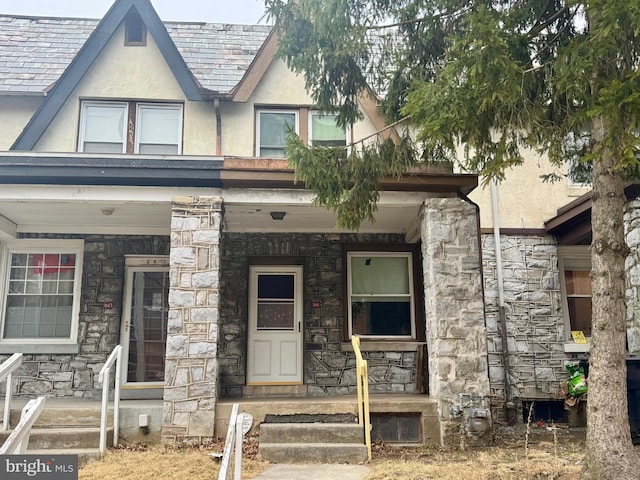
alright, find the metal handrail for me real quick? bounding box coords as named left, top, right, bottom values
left=351, top=335, right=371, bottom=461
left=0, top=396, right=46, bottom=454
left=0, top=353, right=23, bottom=431
left=98, top=345, right=122, bottom=455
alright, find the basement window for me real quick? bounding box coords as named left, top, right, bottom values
left=125, top=9, right=147, bottom=46
left=370, top=413, right=422, bottom=443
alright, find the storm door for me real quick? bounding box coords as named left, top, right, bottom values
left=120, top=259, right=169, bottom=397
left=247, top=265, right=303, bottom=384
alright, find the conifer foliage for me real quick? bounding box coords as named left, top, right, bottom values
left=266, top=1, right=640, bottom=478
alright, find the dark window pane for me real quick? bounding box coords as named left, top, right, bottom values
left=258, top=274, right=294, bottom=299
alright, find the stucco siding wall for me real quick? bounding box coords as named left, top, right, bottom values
left=0, top=96, right=42, bottom=149
left=32, top=24, right=216, bottom=154
left=466, top=159, right=591, bottom=230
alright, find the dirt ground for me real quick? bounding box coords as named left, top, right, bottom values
left=79, top=425, right=588, bottom=480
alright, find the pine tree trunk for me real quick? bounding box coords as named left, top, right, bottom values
left=581, top=117, right=640, bottom=479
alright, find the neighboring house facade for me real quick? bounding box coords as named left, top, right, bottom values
left=0, top=0, right=487, bottom=445
left=0, top=0, right=636, bottom=446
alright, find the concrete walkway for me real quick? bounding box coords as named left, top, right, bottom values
left=253, top=464, right=370, bottom=480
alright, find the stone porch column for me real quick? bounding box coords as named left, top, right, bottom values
left=162, top=196, right=222, bottom=443
left=420, top=197, right=490, bottom=445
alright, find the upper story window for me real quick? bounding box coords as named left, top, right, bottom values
left=309, top=112, right=347, bottom=147
left=79, top=101, right=183, bottom=154
left=0, top=240, right=84, bottom=346
left=125, top=9, right=147, bottom=46
left=256, top=110, right=299, bottom=157
left=347, top=251, right=416, bottom=339
left=559, top=246, right=591, bottom=350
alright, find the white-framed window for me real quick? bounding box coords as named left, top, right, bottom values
left=559, top=246, right=591, bottom=348
left=79, top=101, right=183, bottom=154
left=79, top=102, right=128, bottom=153
left=256, top=110, right=299, bottom=157
left=347, top=252, right=415, bottom=339
left=0, top=239, right=84, bottom=345
left=309, top=112, right=347, bottom=148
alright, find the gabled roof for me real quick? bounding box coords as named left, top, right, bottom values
left=4, top=0, right=271, bottom=150
left=0, top=15, right=271, bottom=95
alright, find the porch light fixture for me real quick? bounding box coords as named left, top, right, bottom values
left=270, top=211, right=286, bottom=220
left=101, top=207, right=115, bottom=216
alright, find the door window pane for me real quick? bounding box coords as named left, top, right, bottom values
left=127, top=271, right=169, bottom=383
left=256, top=274, right=295, bottom=330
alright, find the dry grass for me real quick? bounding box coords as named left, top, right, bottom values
left=79, top=440, right=269, bottom=480
left=366, top=427, right=585, bottom=480
left=79, top=427, right=586, bottom=480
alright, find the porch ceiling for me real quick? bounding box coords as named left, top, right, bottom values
left=0, top=185, right=429, bottom=238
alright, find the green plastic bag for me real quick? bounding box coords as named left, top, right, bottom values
left=566, top=363, right=588, bottom=397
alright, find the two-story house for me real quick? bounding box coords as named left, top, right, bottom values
left=3, top=0, right=639, bottom=449
left=0, top=0, right=490, bottom=446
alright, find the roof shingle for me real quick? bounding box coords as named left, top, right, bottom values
left=0, top=15, right=272, bottom=94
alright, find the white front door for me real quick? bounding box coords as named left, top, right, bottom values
left=247, top=265, right=303, bottom=384
left=119, top=257, right=169, bottom=397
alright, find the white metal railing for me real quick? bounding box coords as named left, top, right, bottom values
left=0, top=353, right=23, bottom=431
left=352, top=335, right=371, bottom=461
left=0, top=396, right=46, bottom=454
left=98, top=344, right=122, bottom=455
left=217, top=403, right=252, bottom=480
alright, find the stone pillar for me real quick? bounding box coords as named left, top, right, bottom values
left=420, top=197, right=490, bottom=444
left=625, top=199, right=640, bottom=353
left=162, top=196, right=222, bottom=443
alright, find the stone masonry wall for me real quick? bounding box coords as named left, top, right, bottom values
left=420, top=197, right=489, bottom=442
left=482, top=234, right=567, bottom=407
left=625, top=199, right=640, bottom=353
left=219, top=233, right=419, bottom=398
left=162, top=196, right=222, bottom=443
left=0, top=234, right=169, bottom=399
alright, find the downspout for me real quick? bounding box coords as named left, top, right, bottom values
left=214, top=98, right=222, bottom=156
left=457, top=192, right=491, bottom=392
left=490, top=180, right=516, bottom=422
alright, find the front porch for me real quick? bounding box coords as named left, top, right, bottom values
left=215, top=393, right=440, bottom=445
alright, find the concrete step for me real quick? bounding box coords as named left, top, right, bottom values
left=1, top=400, right=111, bottom=428
left=259, top=442, right=368, bottom=463
left=260, top=423, right=364, bottom=444
left=0, top=426, right=111, bottom=449
left=28, top=448, right=102, bottom=467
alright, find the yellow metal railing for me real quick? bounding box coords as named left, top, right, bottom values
left=352, top=335, right=371, bottom=461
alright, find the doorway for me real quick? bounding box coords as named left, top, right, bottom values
left=247, top=265, right=303, bottom=384
left=120, top=256, right=169, bottom=398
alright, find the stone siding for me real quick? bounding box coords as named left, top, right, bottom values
left=482, top=234, right=567, bottom=406
left=163, top=196, right=222, bottom=443
left=420, top=197, right=489, bottom=442
left=625, top=200, right=640, bottom=353
left=218, top=233, right=419, bottom=397
left=0, top=234, right=169, bottom=398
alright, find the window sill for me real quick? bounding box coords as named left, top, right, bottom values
left=0, top=343, right=80, bottom=354
left=341, top=341, right=426, bottom=352
left=564, top=343, right=590, bottom=353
